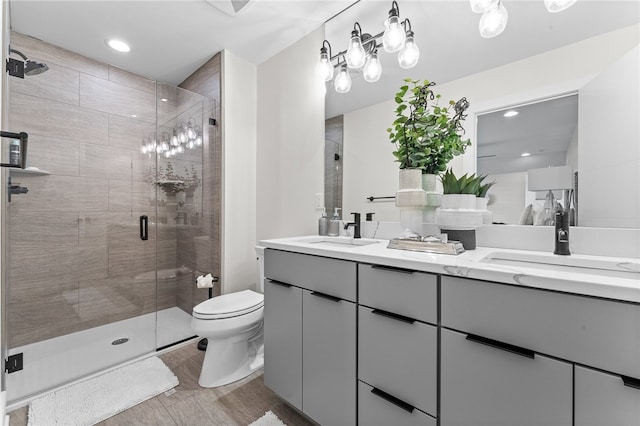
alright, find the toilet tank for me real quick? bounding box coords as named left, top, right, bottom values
left=255, top=246, right=265, bottom=293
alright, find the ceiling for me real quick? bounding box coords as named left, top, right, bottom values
left=8, top=0, right=640, bottom=120
left=476, top=94, right=578, bottom=175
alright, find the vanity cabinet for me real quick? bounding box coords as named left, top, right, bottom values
left=263, top=279, right=302, bottom=410
left=263, top=249, right=357, bottom=425
left=441, top=275, right=640, bottom=426
left=440, top=328, right=572, bottom=426
left=303, top=289, right=356, bottom=426
left=357, top=264, right=438, bottom=424
left=574, top=366, right=640, bottom=426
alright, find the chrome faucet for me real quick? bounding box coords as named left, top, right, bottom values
left=554, top=210, right=570, bottom=255
left=344, top=212, right=361, bottom=239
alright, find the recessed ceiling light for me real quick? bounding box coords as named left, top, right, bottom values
left=521, top=152, right=531, bottom=157
left=160, top=98, right=168, bottom=102
left=131, top=114, right=137, bottom=118
left=504, top=110, right=519, bottom=118
left=106, top=39, right=131, bottom=53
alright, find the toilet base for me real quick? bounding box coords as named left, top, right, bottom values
left=198, top=336, right=264, bottom=388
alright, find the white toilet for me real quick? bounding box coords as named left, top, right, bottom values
left=190, top=247, right=265, bottom=388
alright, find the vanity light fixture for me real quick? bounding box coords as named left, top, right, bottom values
left=472, top=0, right=577, bottom=38
left=106, top=39, right=131, bottom=53
left=544, top=0, right=577, bottom=13
left=317, top=1, right=419, bottom=93
left=503, top=110, right=519, bottom=117
left=141, top=118, right=202, bottom=157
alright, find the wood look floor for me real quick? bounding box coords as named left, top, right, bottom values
left=9, top=341, right=315, bottom=426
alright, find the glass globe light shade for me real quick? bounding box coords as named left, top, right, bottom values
left=164, top=151, right=171, bottom=158
left=334, top=66, right=352, bottom=93
left=383, top=15, right=406, bottom=52
left=544, top=0, right=577, bottom=13
left=346, top=31, right=366, bottom=69
left=479, top=1, right=508, bottom=38
left=141, top=145, right=148, bottom=154
left=470, top=0, right=498, bottom=13
left=362, top=53, right=382, bottom=83
left=398, top=34, right=420, bottom=69
left=316, top=51, right=334, bottom=81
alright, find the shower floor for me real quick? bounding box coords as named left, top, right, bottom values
left=6, top=306, right=195, bottom=409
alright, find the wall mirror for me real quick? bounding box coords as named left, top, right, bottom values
left=476, top=93, right=578, bottom=225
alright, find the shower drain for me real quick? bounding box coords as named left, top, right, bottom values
left=111, top=338, right=129, bottom=345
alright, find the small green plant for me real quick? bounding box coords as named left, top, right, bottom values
left=440, top=169, right=494, bottom=196
left=387, top=79, right=471, bottom=175
left=477, top=176, right=496, bottom=198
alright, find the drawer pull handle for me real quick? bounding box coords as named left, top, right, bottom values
left=371, top=264, right=415, bottom=274
left=268, top=280, right=293, bottom=288
left=370, top=387, right=415, bottom=413
left=465, top=334, right=535, bottom=359
left=371, top=309, right=415, bottom=324
left=622, top=375, right=640, bottom=390
left=311, top=291, right=341, bottom=303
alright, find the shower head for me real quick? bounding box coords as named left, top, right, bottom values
left=8, top=48, right=49, bottom=77
left=24, top=60, right=49, bottom=76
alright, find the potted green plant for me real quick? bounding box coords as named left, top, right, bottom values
left=475, top=175, right=496, bottom=210
left=387, top=78, right=471, bottom=192
left=437, top=169, right=484, bottom=249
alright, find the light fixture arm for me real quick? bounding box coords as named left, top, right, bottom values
left=389, top=0, right=400, bottom=18
left=402, top=18, right=412, bottom=33
left=320, top=40, right=332, bottom=58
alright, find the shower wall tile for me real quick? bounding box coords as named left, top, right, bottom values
left=79, top=143, right=132, bottom=180
left=109, top=115, right=156, bottom=151
left=9, top=92, right=109, bottom=145
left=108, top=65, right=156, bottom=94
left=131, top=181, right=156, bottom=212
left=24, top=135, right=80, bottom=176
left=179, top=54, right=221, bottom=101
left=79, top=212, right=135, bottom=248
left=109, top=180, right=132, bottom=212
left=11, top=31, right=109, bottom=80
left=80, top=74, right=156, bottom=122
left=8, top=175, right=109, bottom=212
left=10, top=62, right=80, bottom=106
left=7, top=281, right=81, bottom=348
left=9, top=211, right=79, bottom=250
left=9, top=245, right=108, bottom=297
left=76, top=278, right=152, bottom=324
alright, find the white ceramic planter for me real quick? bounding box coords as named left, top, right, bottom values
left=476, top=197, right=488, bottom=210
left=440, top=194, right=476, bottom=210
left=396, top=169, right=426, bottom=208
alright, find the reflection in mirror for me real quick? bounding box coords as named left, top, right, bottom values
left=476, top=94, right=578, bottom=225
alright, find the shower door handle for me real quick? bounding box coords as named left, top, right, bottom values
left=140, top=215, right=148, bottom=241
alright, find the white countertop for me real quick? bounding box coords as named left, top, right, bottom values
left=260, top=235, right=640, bottom=304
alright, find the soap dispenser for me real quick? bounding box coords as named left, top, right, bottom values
left=318, top=208, right=328, bottom=236
left=328, top=207, right=341, bottom=236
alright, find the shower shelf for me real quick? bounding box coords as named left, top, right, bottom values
left=9, top=167, right=50, bottom=176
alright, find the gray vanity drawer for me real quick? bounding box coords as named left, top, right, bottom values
left=264, top=249, right=356, bottom=302
left=441, top=276, right=640, bottom=376
left=358, top=306, right=437, bottom=416
left=359, top=264, right=437, bottom=324
left=358, top=381, right=436, bottom=426
left=575, top=366, right=640, bottom=426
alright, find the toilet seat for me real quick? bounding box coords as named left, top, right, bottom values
left=193, top=290, right=264, bottom=320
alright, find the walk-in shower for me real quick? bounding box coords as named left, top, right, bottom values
left=2, top=32, right=218, bottom=407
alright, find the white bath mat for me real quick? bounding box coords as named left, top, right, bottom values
left=28, top=356, right=178, bottom=426
left=249, top=410, right=286, bottom=426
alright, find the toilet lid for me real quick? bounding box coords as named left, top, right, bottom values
left=193, top=289, right=264, bottom=319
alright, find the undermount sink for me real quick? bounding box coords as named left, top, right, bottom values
left=481, top=251, right=640, bottom=279
left=300, top=236, right=382, bottom=249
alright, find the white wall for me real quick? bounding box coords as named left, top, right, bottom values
left=221, top=50, right=257, bottom=294
left=342, top=24, right=639, bottom=222
left=578, top=45, right=640, bottom=228
left=256, top=28, right=325, bottom=241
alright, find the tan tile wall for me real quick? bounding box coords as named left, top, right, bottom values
left=6, top=32, right=218, bottom=347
